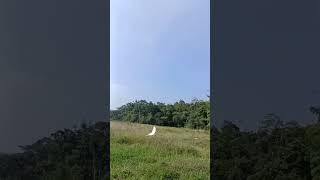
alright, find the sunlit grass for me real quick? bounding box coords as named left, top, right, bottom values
left=111, top=121, right=210, bottom=180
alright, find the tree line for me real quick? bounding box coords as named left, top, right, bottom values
left=110, top=98, right=210, bottom=129
left=0, top=121, right=108, bottom=180
left=212, top=110, right=320, bottom=180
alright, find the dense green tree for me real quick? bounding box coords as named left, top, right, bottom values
left=110, top=99, right=210, bottom=129
left=213, top=114, right=320, bottom=180
left=0, top=121, right=108, bottom=180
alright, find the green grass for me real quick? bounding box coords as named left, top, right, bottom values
left=111, top=121, right=210, bottom=180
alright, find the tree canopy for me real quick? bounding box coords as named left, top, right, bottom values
left=212, top=116, right=320, bottom=180
left=0, top=121, right=109, bottom=180
left=110, top=98, right=210, bottom=129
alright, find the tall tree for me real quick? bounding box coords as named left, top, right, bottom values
left=310, top=106, right=320, bottom=123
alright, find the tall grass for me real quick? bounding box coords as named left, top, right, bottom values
left=111, top=121, right=210, bottom=180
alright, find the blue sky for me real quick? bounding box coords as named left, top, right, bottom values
left=111, top=0, right=210, bottom=110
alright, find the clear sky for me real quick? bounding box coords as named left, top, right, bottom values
left=111, top=0, right=210, bottom=110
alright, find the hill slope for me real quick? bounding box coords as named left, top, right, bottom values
left=111, top=121, right=210, bottom=180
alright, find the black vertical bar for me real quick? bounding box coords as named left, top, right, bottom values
left=210, top=0, right=216, bottom=179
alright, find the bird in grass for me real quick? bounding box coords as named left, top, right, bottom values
left=146, top=126, right=156, bottom=136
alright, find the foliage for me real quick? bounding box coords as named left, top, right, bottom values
left=213, top=116, right=320, bottom=180
left=111, top=98, right=210, bottom=129
left=0, top=121, right=108, bottom=180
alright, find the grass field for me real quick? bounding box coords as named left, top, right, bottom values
left=110, top=121, right=210, bottom=180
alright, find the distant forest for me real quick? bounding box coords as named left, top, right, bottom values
left=212, top=109, right=320, bottom=180
left=110, top=98, right=210, bottom=129
left=0, top=121, right=108, bottom=180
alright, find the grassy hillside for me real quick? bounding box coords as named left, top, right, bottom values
left=111, top=121, right=210, bottom=180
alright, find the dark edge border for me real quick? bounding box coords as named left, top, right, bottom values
left=106, top=0, right=111, bottom=179
left=210, top=0, right=216, bottom=179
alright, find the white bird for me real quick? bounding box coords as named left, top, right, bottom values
left=146, top=126, right=156, bottom=136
